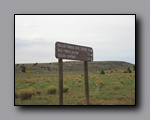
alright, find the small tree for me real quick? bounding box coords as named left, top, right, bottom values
left=33, top=63, right=38, bottom=66
left=100, top=70, right=105, bottom=75
left=20, top=65, right=26, bottom=73
left=127, top=67, right=131, bottom=73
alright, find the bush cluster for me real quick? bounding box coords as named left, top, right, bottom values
left=20, top=65, right=26, bottom=73
left=17, top=88, right=36, bottom=100
left=93, top=79, right=104, bottom=89
left=36, top=90, right=41, bottom=95
left=47, top=85, right=57, bottom=94
left=19, top=89, right=32, bottom=100
left=33, top=63, right=38, bottom=66
left=109, top=82, right=122, bottom=90
left=100, top=70, right=105, bottom=74
left=63, top=85, right=69, bottom=93
left=124, top=67, right=132, bottom=73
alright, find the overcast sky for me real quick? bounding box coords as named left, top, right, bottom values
left=15, top=15, right=135, bottom=64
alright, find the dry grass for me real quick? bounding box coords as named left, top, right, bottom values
left=17, top=87, right=37, bottom=100
left=109, top=82, right=123, bottom=90
left=15, top=61, right=135, bottom=105
left=90, top=98, right=135, bottom=105
left=63, top=85, right=69, bottom=93
left=46, top=85, right=57, bottom=95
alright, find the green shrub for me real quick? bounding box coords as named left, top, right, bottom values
left=25, top=79, right=35, bottom=84
left=28, top=87, right=37, bottom=95
left=93, top=79, right=104, bottom=89
left=120, top=80, right=124, bottom=84
left=124, top=67, right=132, bottom=73
left=127, top=67, right=132, bottom=73
left=17, top=88, right=36, bottom=100
left=36, top=90, right=41, bottom=95
left=96, top=79, right=104, bottom=86
left=78, top=80, right=81, bottom=83
left=63, top=85, right=69, bottom=93
left=33, top=63, right=38, bottom=66
left=109, top=82, right=122, bottom=90
left=100, top=70, right=105, bottom=74
left=47, top=85, right=57, bottom=94
left=20, top=65, right=26, bottom=73
left=15, top=87, right=36, bottom=100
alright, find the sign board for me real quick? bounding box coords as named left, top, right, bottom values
left=55, top=42, right=93, bottom=62
left=55, top=41, right=93, bottom=105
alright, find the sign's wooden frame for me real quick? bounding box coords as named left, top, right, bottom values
left=55, top=42, right=93, bottom=105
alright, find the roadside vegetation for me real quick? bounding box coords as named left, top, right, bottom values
left=15, top=61, right=135, bottom=105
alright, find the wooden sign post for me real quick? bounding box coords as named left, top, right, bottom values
left=55, top=42, right=93, bottom=105
left=84, top=61, right=89, bottom=105
left=58, top=59, right=63, bottom=105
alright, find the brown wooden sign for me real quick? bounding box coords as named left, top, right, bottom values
left=55, top=42, right=93, bottom=62
left=55, top=41, right=93, bottom=105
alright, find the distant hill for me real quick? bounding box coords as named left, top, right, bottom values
left=15, top=61, right=134, bottom=73
left=63, top=61, right=134, bottom=72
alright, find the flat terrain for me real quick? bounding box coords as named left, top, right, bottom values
left=15, top=61, right=135, bottom=105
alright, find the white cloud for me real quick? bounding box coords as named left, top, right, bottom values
left=15, top=15, right=135, bottom=64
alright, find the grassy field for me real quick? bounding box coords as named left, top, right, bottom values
left=15, top=61, right=135, bottom=105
